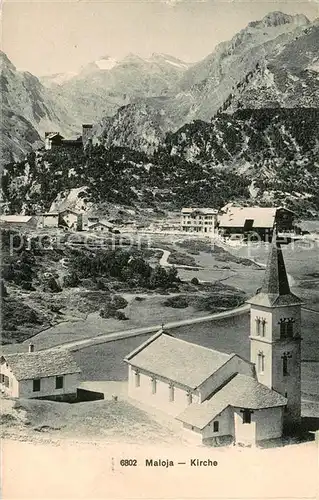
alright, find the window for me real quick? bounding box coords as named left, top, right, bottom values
left=134, top=370, right=140, bottom=388
left=242, top=409, right=252, bottom=424
left=169, top=384, right=174, bottom=402
left=279, top=318, right=295, bottom=338
left=151, top=377, right=157, bottom=394
left=261, top=319, right=266, bottom=337
left=256, top=317, right=266, bottom=336
left=257, top=352, right=265, bottom=373
left=33, top=379, right=41, bottom=392
left=55, top=376, right=64, bottom=390
left=256, top=318, right=261, bottom=335
left=187, top=392, right=192, bottom=405
left=282, top=352, right=292, bottom=376
left=1, top=374, right=9, bottom=387
left=213, top=421, right=219, bottom=432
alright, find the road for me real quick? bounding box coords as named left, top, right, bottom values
left=53, top=303, right=250, bottom=352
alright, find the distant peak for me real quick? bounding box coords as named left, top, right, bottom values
left=260, top=11, right=310, bottom=27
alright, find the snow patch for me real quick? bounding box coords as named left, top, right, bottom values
left=95, top=57, right=118, bottom=70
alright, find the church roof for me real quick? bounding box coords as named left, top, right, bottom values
left=124, top=331, right=232, bottom=389
left=177, top=374, right=287, bottom=429
left=247, top=231, right=303, bottom=308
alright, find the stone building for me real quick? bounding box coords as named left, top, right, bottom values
left=181, top=208, right=218, bottom=234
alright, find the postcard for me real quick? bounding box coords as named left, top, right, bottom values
left=1, top=0, right=318, bottom=498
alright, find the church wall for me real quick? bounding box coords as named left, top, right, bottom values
left=254, top=407, right=284, bottom=441
left=272, top=342, right=301, bottom=425
left=128, top=365, right=200, bottom=417
left=250, top=338, right=273, bottom=388
left=201, top=406, right=234, bottom=439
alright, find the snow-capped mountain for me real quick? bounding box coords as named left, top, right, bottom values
left=39, top=53, right=192, bottom=130
left=97, top=12, right=318, bottom=153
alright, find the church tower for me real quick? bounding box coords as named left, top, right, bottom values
left=247, top=232, right=303, bottom=430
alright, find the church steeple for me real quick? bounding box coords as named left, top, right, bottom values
left=248, top=228, right=302, bottom=430
left=247, top=230, right=302, bottom=308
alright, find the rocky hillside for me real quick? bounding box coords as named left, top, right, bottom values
left=97, top=13, right=318, bottom=153
left=0, top=52, right=78, bottom=165
left=2, top=105, right=319, bottom=217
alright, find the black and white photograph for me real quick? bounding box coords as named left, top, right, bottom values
left=1, top=0, right=319, bottom=498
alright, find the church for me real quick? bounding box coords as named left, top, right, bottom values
left=125, top=233, right=302, bottom=445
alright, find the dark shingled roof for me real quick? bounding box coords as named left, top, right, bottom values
left=177, top=374, right=287, bottom=429
left=1, top=350, right=81, bottom=381
left=247, top=231, right=303, bottom=307
left=125, top=332, right=233, bottom=389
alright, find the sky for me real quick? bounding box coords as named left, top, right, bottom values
left=1, top=0, right=318, bottom=76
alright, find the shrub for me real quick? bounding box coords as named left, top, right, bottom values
left=191, top=277, right=199, bottom=285
left=43, top=277, right=62, bottom=293
left=115, top=310, right=129, bottom=321
left=63, top=272, right=80, bottom=288
left=111, top=295, right=128, bottom=310
left=21, top=281, right=35, bottom=291
left=163, top=296, right=189, bottom=308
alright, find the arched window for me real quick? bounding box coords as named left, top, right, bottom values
left=151, top=377, right=157, bottom=394
left=257, top=352, right=265, bottom=373
left=281, top=352, right=292, bottom=376
left=279, top=318, right=295, bottom=338
left=134, top=370, right=140, bottom=388
left=261, top=319, right=267, bottom=337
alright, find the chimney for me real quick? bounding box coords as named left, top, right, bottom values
left=28, top=343, right=35, bottom=353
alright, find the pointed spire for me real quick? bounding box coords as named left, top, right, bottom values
left=260, top=228, right=290, bottom=296
left=247, top=227, right=302, bottom=308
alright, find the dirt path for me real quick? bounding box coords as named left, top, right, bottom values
left=52, top=304, right=250, bottom=352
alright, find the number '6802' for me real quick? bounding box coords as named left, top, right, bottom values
left=120, top=459, right=137, bottom=466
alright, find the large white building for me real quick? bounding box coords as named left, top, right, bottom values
left=125, top=233, right=302, bottom=445
left=181, top=208, right=217, bottom=234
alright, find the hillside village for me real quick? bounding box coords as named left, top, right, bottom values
left=1, top=9, right=318, bottom=454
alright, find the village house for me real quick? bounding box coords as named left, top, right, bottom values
left=0, top=215, right=38, bottom=230
left=125, top=233, right=302, bottom=445
left=88, top=221, right=113, bottom=232
left=0, top=345, right=81, bottom=401
left=218, top=205, right=295, bottom=240
left=181, top=208, right=218, bottom=234
left=87, top=216, right=100, bottom=226
left=38, top=212, right=59, bottom=228
left=44, top=125, right=93, bottom=150
left=58, top=209, right=87, bottom=231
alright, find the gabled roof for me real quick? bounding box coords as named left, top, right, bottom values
left=218, top=207, right=278, bottom=229
left=1, top=350, right=81, bottom=381
left=88, top=221, right=113, bottom=228
left=125, top=331, right=232, bottom=389
left=47, top=132, right=64, bottom=140
left=181, top=207, right=217, bottom=215
left=247, top=230, right=303, bottom=308
left=177, top=374, right=287, bottom=429
left=0, top=215, right=34, bottom=223
left=59, top=209, right=80, bottom=215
